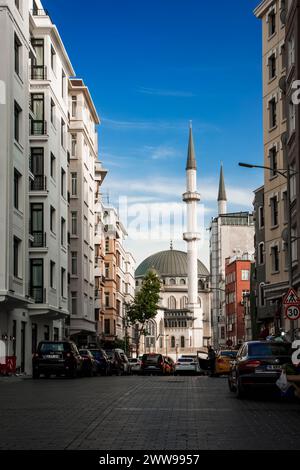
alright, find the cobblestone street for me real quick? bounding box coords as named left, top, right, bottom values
left=0, top=375, right=300, bottom=450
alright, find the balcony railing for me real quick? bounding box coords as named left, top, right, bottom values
left=30, top=120, right=47, bottom=136
left=30, top=287, right=46, bottom=304
left=31, top=8, right=49, bottom=16
left=30, top=175, right=47, bottom=191
left=31, top=65, right=47, bottom=80
left=30, top=231, right=47, bottom=248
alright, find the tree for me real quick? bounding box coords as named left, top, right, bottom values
left=126, top=270, right=161, bottom=357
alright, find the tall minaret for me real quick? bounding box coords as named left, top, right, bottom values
left=218, top=164, right=227, bottom=215
left=183, top=124, right=203, bottom=347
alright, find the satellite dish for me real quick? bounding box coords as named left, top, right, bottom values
left=280, top=9, right=286, bottom=25
left=281, top=132, right=288, bottom=146
left=282, top=228, right=289, bottom=243
left=279, top=76, right=286, bottom=93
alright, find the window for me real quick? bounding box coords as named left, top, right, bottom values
left=61, top=267, right=65, bottom=297
left=30, top=93, right=45, bottom=134
left=258, top=243, right=265, bottom=265
left=105, top=238, right=109, bottom=254
left=71, top=96, right=77, bottom=117
left=50, top=153, right=56, bottom=179
left=181, top=336, right=185, bottom=348
left=290, top=163, right=297, bottom=201
left=44, top=325, right=50, bottom=341
left=61, top=119, right=65, bottom=147
left=259, top=206, right=265, bottom=228
left=84, top=216, right=88, bottom=241
left=71, top=292, right=77, bottom=315
left=104, top=319, right=110, bottom=335
left=289, top=100, right=296, bottom=135
left=269, top=147, right=277, bottom=177
left=30, top=203, right=44, bottom=247
left=51, top=46, right=56, bottom=71
left=170, top=278, right=176, bottom=285
left=14, top=34, right=21, bottom=76
left=241, top=270, right=250, bottom=281
left=62, top=69, right=66, bottom=98
left=14, top=101, right=21, bottom=142
left=281, top=43, right=286, bottom=70
left=13, top=237, right=21, bottom=278
left=50, top=99, right=55, bottom=125
left=269, top=98, right=277, bottom=129
left=53, top=327, right=59, bottom=341
left=171, top=336, right=176, bottom=348
left=61, top=168, right=65, bottom=197
left=270, top=196, right=278, bottom=226
left=50, top=206, right=55, bottom=233
left=259, top=284, right=265, bottom=307
left=268, top=54, right=276, bottom=80
left=61, top=218, right=65, bottom=246
left=84, top=255, right=88, bottom=280
left=288, top=35, right=295, bottom=69
left=71, top=134, right=77, bottom=157
left=30, top=259, right=43, bottom=303
left=105, top=263, right=109, bottom=278
left=71, top=212, right=77, bottom=235
left=50, top=261, right=55, bottom=289
left=14, top=169, right=21, bottom=210
left=268, top=10, right=276, bottom=37
left=283, top=191, right=288, bottom=224
left=180, top=278, right=186, bottom=285
left=71, top=172, right=77, bottom=196
left=292, top=226, right=298, bottom=264
left=271, top=246, right=280, bottom=272
left=71, top=252, right=78, bottom=275
left=168, top=296, right=176, bottom=309
left=105, top=293, right=110, bottom=308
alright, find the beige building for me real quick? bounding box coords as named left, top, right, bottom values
left=255, top=0, right=289, bottom=333
left=68, top=78, right=102, bottom=346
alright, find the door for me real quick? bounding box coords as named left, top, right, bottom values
left=31, top=93, right=45, bottom=134
left=30, top=203, right=44, bottom=247
left=30, top=259, right=44, bottom=303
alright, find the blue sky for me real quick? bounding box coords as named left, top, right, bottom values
left=43, top=0, right=263, bottom=266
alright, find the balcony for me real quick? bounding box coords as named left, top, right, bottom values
left=31, top=8, right=49, bottom=16
left=30, top=120, right=47, bottom=136
left=30, top=231, right=47, bottom=248
left=31, top=65, right=47, bottom=80
left=30, top=175, right=47, bottom=191
left=29, top=287, right=46, bottom=304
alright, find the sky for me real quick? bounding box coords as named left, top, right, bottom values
left=43, top=0, right=264, bottom=267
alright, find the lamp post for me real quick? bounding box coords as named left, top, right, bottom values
left=239, top=161, right=298, bottom=336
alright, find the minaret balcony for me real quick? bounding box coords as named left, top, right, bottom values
left=183, top=232, right=201, bottom=242
left=182, top=191, right=201, bottom=203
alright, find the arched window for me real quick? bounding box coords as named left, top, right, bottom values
left=181, top=336, right=185, bottom=348
left=198, top=297, right=202, bottom=308
left=170, top=278, right=176, bottom=286
left=198, top=280, right=205, bottom=290
left=171, top=336, right=176, bottom=348
left=180, top=278, right=186, bottom=285
left=168, top=296, right=176, bottom=309
left=180, top=296, right=188, bottom=309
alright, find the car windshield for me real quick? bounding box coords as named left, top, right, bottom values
left=220, top=351, right=237, bottom=357
left=90, top=350, right=104, bottom=359
left=143, top=354, right=161, bottom=363
left=178, top=358, right=195, bottom=363
left=39, top=343, right=66, bottom=353
left=249, top=343, right=292, bottom=357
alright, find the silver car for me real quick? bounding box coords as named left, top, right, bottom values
left=128, top=357, right=142, bottom=374
left=174, top=357, right=201, bottom=375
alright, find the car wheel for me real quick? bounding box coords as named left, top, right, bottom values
left=236, top=378, right=246, bottom=399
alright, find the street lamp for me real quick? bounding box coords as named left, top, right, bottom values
left=239, top=161, right=298, bottom=336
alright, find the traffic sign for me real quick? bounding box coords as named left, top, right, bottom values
left=283, top=288, right=300, bottom=305
left=285, top=305, right=300, bottom=321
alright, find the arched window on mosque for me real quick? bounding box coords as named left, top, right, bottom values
left=180, top=296, right=188, bottom=309
left=171, top=336, right=176, bottom=348
left=181, top=336, right=185, bottom=348
left=168, top=296, right=176, bottom=309
left=198, top=279, right=205, bottom=290
left=170, top=278, right=176, bottom=286
left=180, top=278, right=186, bottom=285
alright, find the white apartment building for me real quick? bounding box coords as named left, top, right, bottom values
left=68, top=78, right=101, bottom=347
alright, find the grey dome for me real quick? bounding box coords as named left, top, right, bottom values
left=135, top=250, right=209, bottom=278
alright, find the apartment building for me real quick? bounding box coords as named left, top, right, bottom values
left=225, top=255, right=253, bottom=347
left=286, top=0, right=300, bottom=332
left=68, top=78, right=100, bottom=347
left=255, top=0, right=290, bottom=331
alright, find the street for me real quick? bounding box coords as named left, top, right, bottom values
left=0, top=375, right=299, bottom=450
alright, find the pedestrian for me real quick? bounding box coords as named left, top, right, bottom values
left=208, top=346, right=216, bottom=377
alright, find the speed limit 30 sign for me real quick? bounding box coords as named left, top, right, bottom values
left=285, top=305, right=300, bottom=321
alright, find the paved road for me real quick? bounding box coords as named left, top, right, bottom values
left=0, top=374, right=299, bottom=450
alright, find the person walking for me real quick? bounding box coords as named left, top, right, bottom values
left=208, top=346, right=216, bottom=377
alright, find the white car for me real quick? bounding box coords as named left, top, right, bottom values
left=128, top=357, right=142, bottom=374
left=174, top=357, right=201, bottom=375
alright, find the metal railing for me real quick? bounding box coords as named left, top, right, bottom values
left=30, top=231, right=47, bottom=248
left=31, top=65, right=47, bottom=80
left=29, top=287, right=46, bottom=304
left=30, top=120, right=47, bottom=136
left=31, top=8, right=49, bottom=16
left=30, top=175, right=47, bottom=191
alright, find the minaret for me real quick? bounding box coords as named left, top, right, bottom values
left=183, top=124, right=202, bottom=346
left=218, top=163, right=227, bottom=215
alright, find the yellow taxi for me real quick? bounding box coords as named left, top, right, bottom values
left=215, top=350, right=237, bottom=376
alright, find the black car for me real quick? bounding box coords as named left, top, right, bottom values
left=79, top=349, right=98, bottom=377
left=32, top=341, right=83, bottom=379
left=89, top=349, right=111, bottom=375
left=105, top=349, right=131, bottom=375
left=141, top=353, right=165, bottom=375
left=228, top=341, right=292, bottom=398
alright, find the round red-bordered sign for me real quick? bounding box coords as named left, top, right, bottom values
left=285, top=304, right=300, bottom=321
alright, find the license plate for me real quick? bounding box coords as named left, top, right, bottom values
left=267, top=365, right=282, bottom=371
left=44, top=355, right=59, bottom=359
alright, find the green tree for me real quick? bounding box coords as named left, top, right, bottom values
left=126, top=270, right=161, bottom=357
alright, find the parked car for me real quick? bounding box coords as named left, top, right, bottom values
left=89, top=348, right=111, bottom=375
left=79, top=349, right=98, bottom=377
left=164, top=356, right=175, bottom=375
left=228, top=341, right=292, bottom=398
left=32, top=341, right=83, bottom=379
left=128, top=357, right=142, bottom=374
left=214, top=350, right=237, bottom=376
left=175, top=356, right=201, bottom=375
left=141, top=353, right=166, bottom=375
left=105, top=349, right=131, bottom=375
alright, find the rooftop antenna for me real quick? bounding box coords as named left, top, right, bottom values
left=170, top=240, right=173, bottom=250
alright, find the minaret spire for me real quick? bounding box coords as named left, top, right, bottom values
left=186, top=123, right=197, bottom=171
left=218, top=163, right=227, bottom=215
